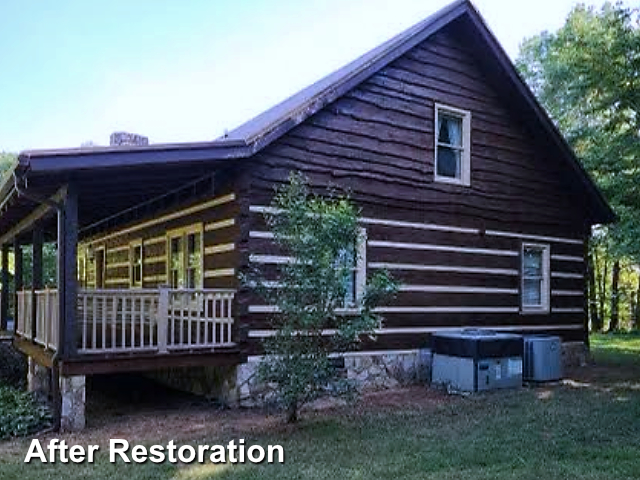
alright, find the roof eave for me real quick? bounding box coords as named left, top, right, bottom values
left=18, top=141, right=252, bottom=174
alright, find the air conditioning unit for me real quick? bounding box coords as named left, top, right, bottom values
left=523, top=335, right=562, bottom=382
left=431, top=330, right=523, bottom=392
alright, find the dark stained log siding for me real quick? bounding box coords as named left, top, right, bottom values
left=80, top=183, right=240, bottom=291
left=242, top=25, right=589, bottom=351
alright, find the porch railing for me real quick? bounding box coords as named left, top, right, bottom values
left=16, top=289, right=60, bottom=350
left=78, top=289, right=160, bottom=353
left=16, top=287, right=235, bottom=355
left=166, top=289, right=235, bottom=351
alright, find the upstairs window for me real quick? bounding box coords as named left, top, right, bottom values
left=130, top=241, right=143, bottom=288
left=435, top=104, right=471, bottom=186
left=521, top=243, right=550, bottom=313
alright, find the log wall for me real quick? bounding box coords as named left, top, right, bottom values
left=240, top=25, right=589, bottom=351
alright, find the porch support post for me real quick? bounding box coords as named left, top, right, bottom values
left=58, top=182, right=78, bottom=358
left=13, top=239, right=23, bottom=333
left=0, top=244, right=8, bottom=331
left=31, top=226, right=43, bottom=342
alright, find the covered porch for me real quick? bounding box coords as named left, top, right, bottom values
left=0, top=140, right=247, bottom=431
left=15, top=287, right=235, bottom=359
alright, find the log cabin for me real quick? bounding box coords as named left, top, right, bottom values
left=0, top=0, right=614, bottom=430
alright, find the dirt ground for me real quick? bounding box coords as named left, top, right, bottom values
left=83, top=374, right=452, bottom=445
left=2, top=360, right=629, bottom=458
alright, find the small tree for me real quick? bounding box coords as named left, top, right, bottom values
left=244, top=172, right=397, bottom=422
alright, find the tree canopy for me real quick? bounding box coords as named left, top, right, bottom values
left=516, top=1, right=640, bottom=259
left=0, top=152, right=15, bottom=176
left=517, top=2, right=640, bottom=330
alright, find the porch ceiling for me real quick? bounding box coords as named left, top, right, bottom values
left=0, top=159, right=232, bottom=244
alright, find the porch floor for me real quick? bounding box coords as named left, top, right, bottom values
left=13, top=336, right=243, bottom=376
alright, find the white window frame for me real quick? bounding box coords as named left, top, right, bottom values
left=434, top=103, right=471, bottom=186
left=77, top=248, right=87, bottom=288
left=166, top=224, right=204, bottom=290
left=338, top=228, right=367, bottom=312
left=520, top=243, right=551, bottom=314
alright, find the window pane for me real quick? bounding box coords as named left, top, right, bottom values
left=186, top=233, right=202, bottom=288
left=170, top=237, right=184, bottom=288
left=436, top=147, right=460, bottom=178
left=438, top=114, right=462, bottom=146
left=336, top=246, right=356, bottom=307
left=522, top=278, right=542, bottom=306
left=187, top=233, right=201, bottom=267
left=171, top=238, right=181, bottom=255
left=523, top=249, right=543, bottom=276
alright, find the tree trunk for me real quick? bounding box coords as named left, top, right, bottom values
left=598, top=254, right=608, bottom=327
left=634, top=277, right=640, bottom=331
left=609, top=260, right=620, bottom=332
left=287, top=402, right=298, bottom=423
left=587, top=253, right=602, bottom=331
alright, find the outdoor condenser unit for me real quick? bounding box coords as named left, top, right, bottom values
left=431, top=330, right=523, bottom=392
left=523, top=335, right=562, bottom=382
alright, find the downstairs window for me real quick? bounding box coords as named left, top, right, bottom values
left=521, top=243, right=550, bottom=313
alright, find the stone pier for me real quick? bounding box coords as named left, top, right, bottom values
left=27, top=357, right=50, bottom=396
left=60, top=375, right=86, bottom=432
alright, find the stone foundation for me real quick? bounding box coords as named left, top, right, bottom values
left=27, top=358, right=50, bottom=396
left=235, top=362, right=260, bottom=406
left=344, top=350, right=431, bottom=389
left=233, top=343, right=587, bottom=404
left=561, top=341, right=589, bottom=368
left=136, top=342, right=589, bottom=411
left=233, top=350, right=431, bottom=406
left=60, top=375, right=85, bottom=432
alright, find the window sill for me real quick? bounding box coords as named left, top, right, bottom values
left=434, top=175, right=470, bottom=187
left=520, top=307, right=550, bottom=315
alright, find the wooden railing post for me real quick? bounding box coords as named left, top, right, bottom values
left=157, top=286, right=169, bottom=353
left=13, top=240, right=22, bottom=336
left=15, top=292, right=22, bottom=336
left=43, top=289, right=50, bottom=348
left=0, top=244, right=8, bottom=332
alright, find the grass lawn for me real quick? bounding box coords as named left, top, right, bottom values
left=1, top=334, right=640, bottom=480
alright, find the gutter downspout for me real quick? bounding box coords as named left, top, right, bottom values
left=13, top=170, right=65, bottom=431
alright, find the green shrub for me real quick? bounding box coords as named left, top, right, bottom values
left=0, top=385, right=52, bottom=439
left=0, top=343, right=27, bottom=389
left=243, top=173, right=397, bottom=422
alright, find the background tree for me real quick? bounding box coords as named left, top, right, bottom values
left=0, top=152, right=16, bottom=174
left=244, top=173, right=397, bottom=423
left=0, top=152, right=57, bottom=321
left=516, top=1, right=640, bottom=331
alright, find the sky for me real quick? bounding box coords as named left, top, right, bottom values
left=0, top=0, right=621, bottom=152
